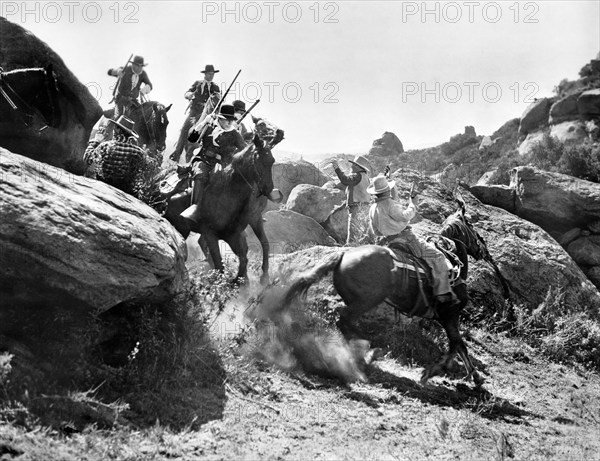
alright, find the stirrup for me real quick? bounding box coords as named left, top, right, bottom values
left=180, top=204, right=200, bottom=223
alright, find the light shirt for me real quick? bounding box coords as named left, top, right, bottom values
left=369, top=197, right=416, bottom=237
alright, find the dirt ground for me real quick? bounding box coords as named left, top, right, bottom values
left=2, top=258, right=600, bottom=460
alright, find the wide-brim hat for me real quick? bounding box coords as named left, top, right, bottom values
left=130, top=55, right=147, bottom=67
left=349, top=155, right=371, bottom=173
left=216, top=104, right=236, bottom=120
left=232, top=100, right=246, bottom=113
left=109, top=115, right=139, bottom=139
left=201, top=64, right=219, bottom=74
left=367, top=174, right=395, bottom=194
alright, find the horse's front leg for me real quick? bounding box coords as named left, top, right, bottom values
left=250, top=220, right=269, bottom=285
left=224, top=232, right=249, bottom=284
left=198, top=234, right=214, bottom=268
left=203, top=232, right=223, bottom=272
left=421, top=308, right=484, bottom=386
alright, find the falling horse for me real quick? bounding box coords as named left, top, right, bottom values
left=99, top=100, right=171, bottom=156
left=0, top=65, right=61, bottom=130
left=282, top=194, right=500, bottom=385
left=163, top=134, right=279, bottom=284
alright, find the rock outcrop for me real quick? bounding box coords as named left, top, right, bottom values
left=0, top=17, right=102, bottom=174
left=266, top=160, right=330, bottom=211
left=518, top=98, right=555, bottom=136
left=247, top=210, right=337, bottom=253
left=285, top=184, right=344, bottom=223
left=0, top=148, right=187, bottom=315
left=369, top=132, right=404, bottom=156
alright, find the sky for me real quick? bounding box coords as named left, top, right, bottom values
left=2, top=0, right=599, bottom=161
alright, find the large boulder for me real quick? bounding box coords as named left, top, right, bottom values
left=266, top=160, right=330, bottom=211
left=321, top=206, right=349, bottom=244
left=549, top=94, right=580, bottom=124
left=247, top=210, right=336, bottom=254
left=369, top=132, right=404, bottom=156
left=577, top=89, right=600, bottom=119
left=550, top=120, right=588, bottom=144
left=0, top=148, right=187, bottom=315
left=285, top=184, right=344, bottom=223
left=0, top=17, right=103, bottom=174
left=518, top=130, right=547, bottom=156
left=518, top=98, right=554, bottom=136
left=510, top=166, right=600, bottom=234
left=567, top=235, right=600, bottom=266
left=469, top=184, right=516, bottom=213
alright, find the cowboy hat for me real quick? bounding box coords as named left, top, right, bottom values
left=109, top=115, right=139, bottom=139
left=201, top=64, right=219, bottom=73
left=349, top=155, right=371, bottom=173
left=216, top=104, right=236, bottom=120
left=129, top=55, right=147, bottom=67
left=232, top=100, right=246, bottom=113
left=367, top=174, right=396, bottom=195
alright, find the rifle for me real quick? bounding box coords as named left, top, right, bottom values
left=109, top=53, right=133, bottom=104
left=238, top=99, right=260, bottom=124
left=188, top=69, right=242, bottom=143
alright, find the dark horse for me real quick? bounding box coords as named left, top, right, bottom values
left=0, top=65, right=61, bottom=129
left=163, top=134, right=277, bottom=284
left=101, top=101, right=171, bottom=155
left=282, top=195, right=495, bottom=385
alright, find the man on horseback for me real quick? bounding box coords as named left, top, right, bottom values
left=180, top=104, right=247, bottom=223
left=170, top=64, right=221, bottom=162
left=330, top=156, right=372, bottom=245
left=83, top=115, right=147, bottom=197
left=108, top=55, right=153, bottom=117
left=367, top=174, right=459, bottom=306
left=233, top=99, right=254, bottom=143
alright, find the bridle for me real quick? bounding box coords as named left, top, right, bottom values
left=0, top=67, right=57, bottom=130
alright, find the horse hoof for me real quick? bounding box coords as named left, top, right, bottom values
left=472, top=372, right=485, bottom=387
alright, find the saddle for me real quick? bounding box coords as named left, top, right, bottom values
left=384, top=237, right=463, bottom=319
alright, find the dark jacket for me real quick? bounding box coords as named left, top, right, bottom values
left=333, top=168, right=371, bottom=205
left=109, top=65, right=151, bottom=100
left=189, top=125, right=246, bottom=166
left=187, top=80, right=220, bottom=112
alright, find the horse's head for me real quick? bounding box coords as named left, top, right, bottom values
left=440, top=192, right=489, bottom=261
left=252, top=116, right=284, bottom=148
left=149, top=102, right=171, bottom=153
left=252, top=134, right=276, bottom=196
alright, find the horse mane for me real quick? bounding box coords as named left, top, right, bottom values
left=440, top=211, right=479, bottom=249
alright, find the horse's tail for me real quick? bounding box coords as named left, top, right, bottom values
left=283, top=252, right=344, bottom=306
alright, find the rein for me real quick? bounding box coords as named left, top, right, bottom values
left=0, top=69, right=54, bottom=129
left=235, top=147, right=266, bottom=196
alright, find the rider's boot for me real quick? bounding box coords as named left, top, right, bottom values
left=180, top=179, right=204, bottom=224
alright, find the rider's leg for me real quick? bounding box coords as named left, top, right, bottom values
left=180, top=161, right=211, bottom=223
left=418, top=240, right=457, bottom=304
left=171, top=113, right=195, bottom=162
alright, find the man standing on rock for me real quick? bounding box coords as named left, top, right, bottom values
left=330, top=156, right=372, bottom=245
left=170, top=64, right=221, bottom=163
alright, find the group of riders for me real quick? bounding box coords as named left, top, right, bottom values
left=83, top=55, right=459, bottom=307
